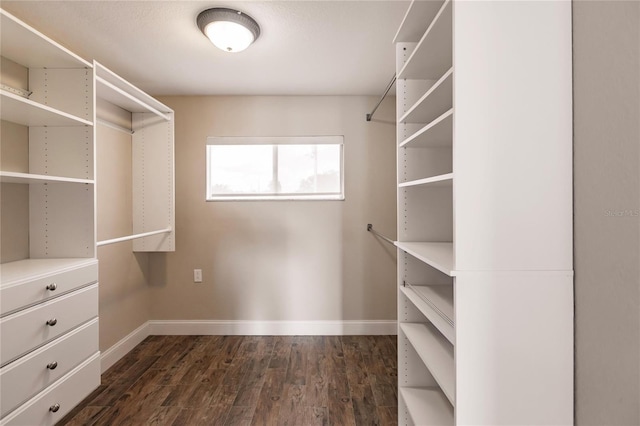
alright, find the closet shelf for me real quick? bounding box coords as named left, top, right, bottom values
left=401, top=322, right=455, bottom=405
left=0, top=171, right=94, bottom=185
left=398, top=0, right=452, bottom=81
left=393, top=0, right=446, bottom=44
left=95, top=63, right=171, bottom=121
left=401, top=284, right=454, bottom=344
left=0, top=90, right=93, bottom=127
left=399, top=68, right=453, bottom=124
left=399, top=173, right=453, bottom=188
left=0, top=9, right=91, bottom=69
left=395, top=242, right=455, bottom=276
left=400, top=387, right=454, bottom=425
left=400, top=109, right=452, bottom=149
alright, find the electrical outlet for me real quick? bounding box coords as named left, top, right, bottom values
left=194, top=269, right=202, bottom=283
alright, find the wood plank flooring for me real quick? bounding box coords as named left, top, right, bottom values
left=58, top=335, right=398, bottom=426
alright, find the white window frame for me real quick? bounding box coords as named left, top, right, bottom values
left=206, top=136, right=344, bottom=201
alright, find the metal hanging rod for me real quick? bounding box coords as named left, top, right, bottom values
left=367, top=223, right=395, bottom=246
left=366, top=73, right=397, bottom=122
left=97, top=227, right=172, bottom=247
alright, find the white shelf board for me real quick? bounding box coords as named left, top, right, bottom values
left=0, top=171, right=94, bottom=185
left=398, top=0, right=452, bottom=80
left=400, top=68, right=453, bottom=124
left=400, top=387, right=453, bottom=425
left=399, top=173, right=453, bottom=189
left=401, top=322, right=455, bottom=405
left=0, top=258, right=96, bottom=287
left=0, top=9, right=91, bottom=69
left=95, top=62, right=172, bottom=118
left=394, top=0, right=446, bottom=43
left=400, top=109, right=453, bottom=149
left=0, top=90, right=93, bottom=127
left=395, top=242, right=455, bottom=276
left=401, top=284, right=454, bottom=344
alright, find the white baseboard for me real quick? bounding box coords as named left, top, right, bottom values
left=101, top=319, right=397, bottom=373
left=148, top=320, right=398, bottom=336
left=100, top=321, right=150, bottom=373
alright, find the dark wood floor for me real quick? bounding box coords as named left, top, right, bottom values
left=58, top=335, right=398, bottom=425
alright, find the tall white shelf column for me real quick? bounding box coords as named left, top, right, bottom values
left=394, top=1, right=573, bottom=424
left=0, top=9, right=100, bottom=425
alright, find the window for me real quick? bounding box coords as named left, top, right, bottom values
left=206, top=136, right=344, bottom=201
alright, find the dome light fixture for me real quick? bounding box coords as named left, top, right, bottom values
left=197, top=8, right=260, bottom=53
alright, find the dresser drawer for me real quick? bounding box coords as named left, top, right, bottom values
left=0, top=318, right=98, bottom=417
left=0, top=284, right=98, bottom=366
left=0, top=352, right=100, bottom=426
left=1, top=260, right=98, bottom=317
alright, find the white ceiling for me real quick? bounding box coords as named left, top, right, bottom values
left=2, top=1, right=408, bottom=96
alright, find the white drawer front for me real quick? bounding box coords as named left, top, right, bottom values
left=1, top=261, right=98, bottom=317
left=0, top=352, right=100, bottom=426
left=0, top=318, right=98, bottom=417
left=0, top=285, right=98, bottom=366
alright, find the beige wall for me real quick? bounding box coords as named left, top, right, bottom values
left=149, top=96, right=397, bottom=322
left=96, top=100, right=151, bottom=351
left=574, top=1, right=640, bottom=424
left=0, top=58, right=29, bottom=263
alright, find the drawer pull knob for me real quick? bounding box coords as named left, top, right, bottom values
left=46, top=318, right=57, bottom=326
left=46, top=283, right=57, bottom=291
left=47, top=361, right=58, bottom=370
left=49, top=403, right=60, bottom=413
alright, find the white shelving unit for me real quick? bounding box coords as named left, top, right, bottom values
left=1, top=10, right=175, bottom=422
left=0, top=8, right=96, bottom=265
left=94, top=62, right=175, bottom=251
left=395, top=1, right=574, bottom=424
left=0, top=8, right=100, bottom=425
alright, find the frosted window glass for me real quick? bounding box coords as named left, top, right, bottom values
left=206, top=139, right=343, bottom=201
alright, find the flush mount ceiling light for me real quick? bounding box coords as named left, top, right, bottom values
left=197, top=8, right=260, bottom=53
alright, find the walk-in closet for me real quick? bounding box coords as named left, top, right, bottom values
left=0, top=1, right=638, bottom=425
